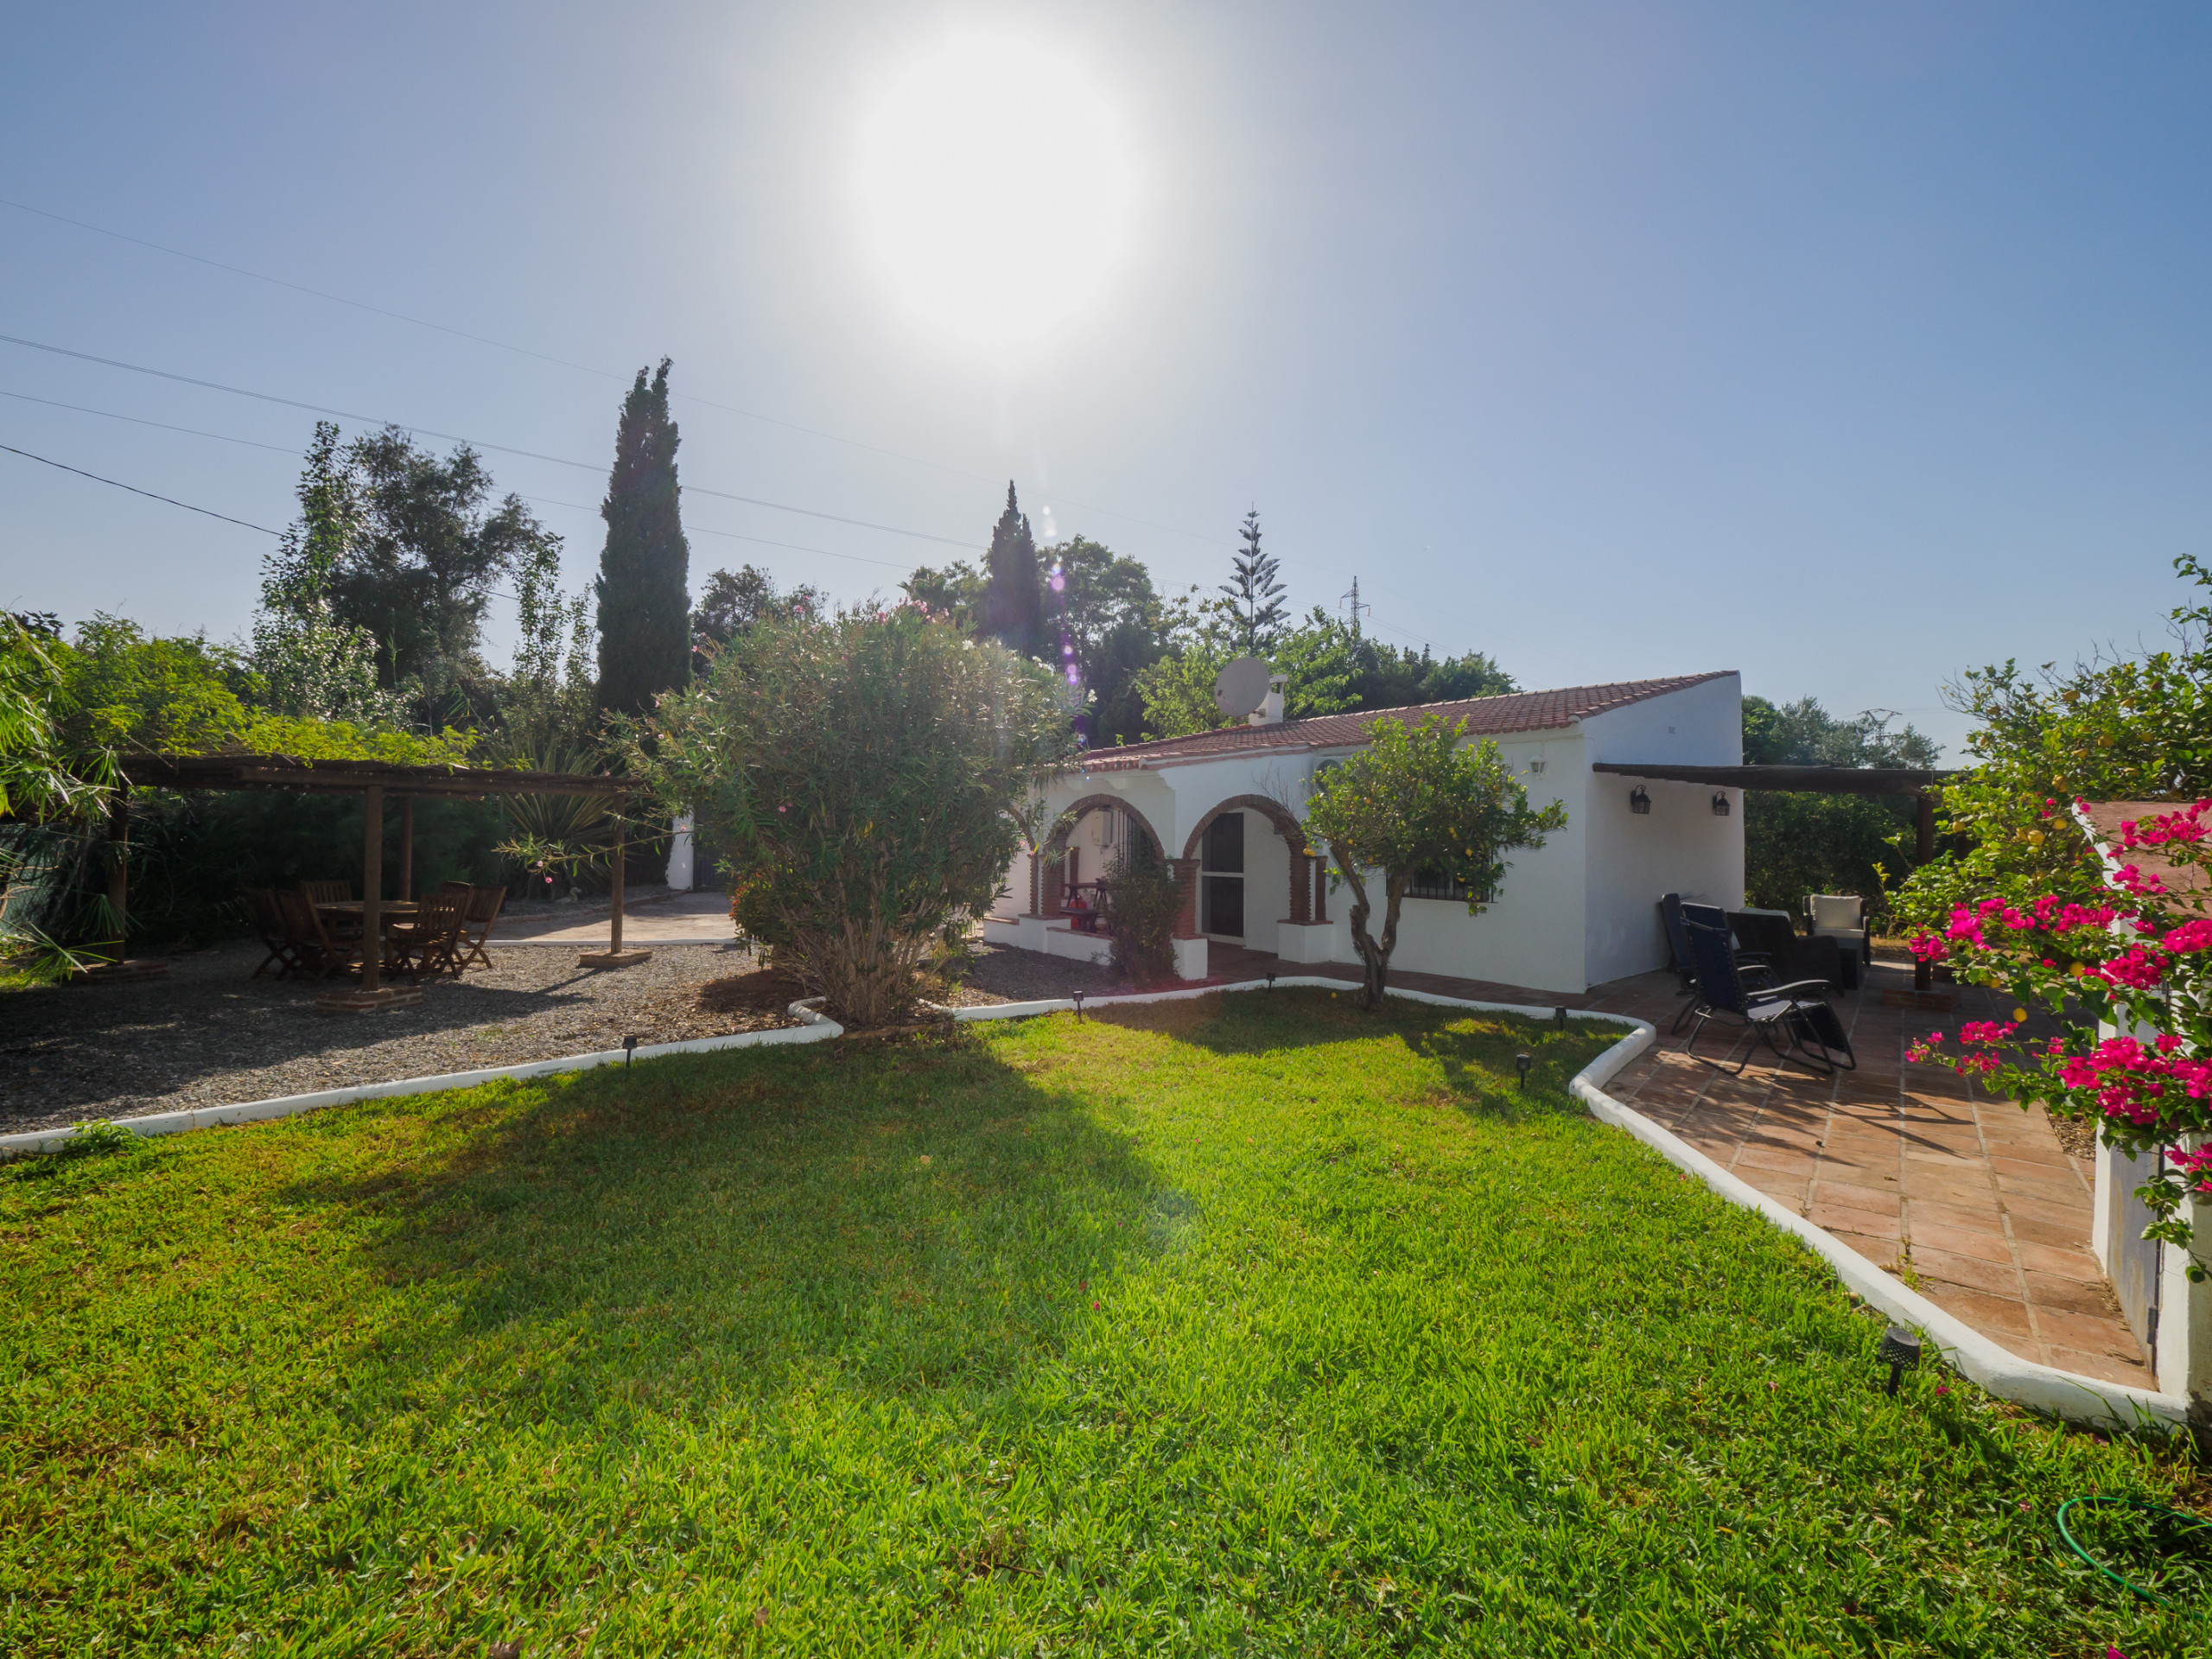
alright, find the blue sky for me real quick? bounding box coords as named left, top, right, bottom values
left=3, top=3, right=2207, bottom=755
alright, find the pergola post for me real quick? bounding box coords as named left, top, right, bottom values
left=359, top=784, right=385, bottom=996
left=397, top=795, right=414, bottom=902
left=611, top=821, right=626, bottom=956
left=579, top=799, right=649, bottom=969
left=316, top=782, right=420, bottom=1011
left=105, top=784, right=129, bottom=959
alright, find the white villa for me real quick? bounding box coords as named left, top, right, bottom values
left=988, top=671, right=1746, bottom=995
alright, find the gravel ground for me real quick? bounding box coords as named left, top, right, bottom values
left=0, top=942, right=793, bottom=1135
left=0, top=938, right=1131, bottom=1136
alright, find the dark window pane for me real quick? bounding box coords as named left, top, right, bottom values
left=1203, top=811, right=1245, bottom=873
left=1205, top=874, right=1245, bottom=935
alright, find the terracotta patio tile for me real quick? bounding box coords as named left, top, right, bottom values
left=2032, top=1307, right=2145, bottom=1362
left=2015, top=1241, right=2103, bottom=1283
left=1808, top=1202, right=1900, bottom=1240
left=1991, top=1152, right=2076, bottom=1181
left=1907, top=1199, right=2005, bottom=1236
left=1907, top=1221, right=2015, bottom=1265
left=2021, top=1271, right=2117, bottom=1318
left=1900, top=1153, right=1988, bottom=1175
left=1812, top=1180, right=1902, bottom=1217
left=1734, top=1144, right=1819, bottom=1177
left=1743, top=1126, right=1823, bottom=1153
left=2001, top=1192, right=2094, bottom=1227
left=1903, top=1179, right=1999, bottom=1210
left=1738, top=1166, right=1810, bottom=1203
left=2043, top=1346, right=2156, bottom=1388
left=1827, top=1230, right=1900, bottom=1268
left=2004, top=1213, right=2092, bottom=1250
left=1907, top=1247, right=2021, bottom=1298
left=1917, top=1282, right=2036, bottom=1338
left=1995, top=1170, right=2088, bottom=1205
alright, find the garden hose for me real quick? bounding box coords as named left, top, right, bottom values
left=2056, top=1495, right=2212, bottom=1613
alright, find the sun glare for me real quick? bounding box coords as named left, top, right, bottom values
left=860, top=38, right=1133, bottom=346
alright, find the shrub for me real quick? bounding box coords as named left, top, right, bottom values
left=637, top=604, right=1071, bottom=1025
left=1096, top=836, right=1179, bottom=983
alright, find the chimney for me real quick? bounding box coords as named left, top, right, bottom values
left=1248, top=673, right=1287, bottom=727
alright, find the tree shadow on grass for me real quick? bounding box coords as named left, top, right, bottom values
left=275, top=1030, right=1170, bottom=1431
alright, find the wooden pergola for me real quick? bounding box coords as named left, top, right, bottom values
left=1592, top=762, right=1959, bottom=990
left=116, top=753, right=646, bottom=1008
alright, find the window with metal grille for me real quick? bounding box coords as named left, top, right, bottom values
left=1404, top=868, right=1495, bottom=903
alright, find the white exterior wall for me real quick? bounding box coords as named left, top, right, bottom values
left=1357, top=736, right=1586, bottom=993
left=988, top=849, right=1032, bottom=921
left=1578, top=675, right=1745, bottom=985
left=1242, top=810, right=1293, bottom=953
left=1030, top=674, right=1744, bottom=995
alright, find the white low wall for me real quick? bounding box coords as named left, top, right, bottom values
left=1044, top=925, right=1114, bottom=967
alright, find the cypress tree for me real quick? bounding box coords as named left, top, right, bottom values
left=594, top=359, right=692, bottom=723
left=982, top=482, right=1046, bottom=661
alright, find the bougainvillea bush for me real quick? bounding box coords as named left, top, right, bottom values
left=1893, top=557, right=2212, bottom=1265
left=1907, top=801, right=2212, bottom=1265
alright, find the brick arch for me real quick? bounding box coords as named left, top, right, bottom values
left=1044, top=793, right=1165, bottom=861
left=1181, top=793, right=1308, bottom=862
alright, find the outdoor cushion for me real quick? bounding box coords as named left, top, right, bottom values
left=1809, top=894, right=1864, bottom=932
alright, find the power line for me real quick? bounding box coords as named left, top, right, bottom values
left=0, top=387, right=299, bottom=453
left=0, top=442, right=280, bottom=535
left=0, top=332, right=980, bottom=550
left=0, top=194, right=1246, bottom=548
left=520, top=493, right=914, bottom=574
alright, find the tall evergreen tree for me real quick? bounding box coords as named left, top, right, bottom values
left=1219, top=509, right=1287, bottom=656
left=594, top=359, right=692, bottom=724
left=982, top=482, right=1046, bottom=661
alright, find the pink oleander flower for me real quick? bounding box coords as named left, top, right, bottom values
left=1909, top=932, right=1949, bottom=962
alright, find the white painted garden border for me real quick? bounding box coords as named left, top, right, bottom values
left=0, top=1000, right=843, bottom=1160
left=4, top=974, right=2186, bottom=1429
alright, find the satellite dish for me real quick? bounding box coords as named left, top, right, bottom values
left=1213, top=656, right=1271, bottom=719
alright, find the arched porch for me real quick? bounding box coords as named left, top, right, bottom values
left=1174, top=793, right=1329, bottom=955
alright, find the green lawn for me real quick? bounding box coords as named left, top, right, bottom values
left=3, top=989, right=2203, bottom=1656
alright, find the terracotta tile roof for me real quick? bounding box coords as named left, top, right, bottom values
left=1079, top=672, right=1734, bottom=772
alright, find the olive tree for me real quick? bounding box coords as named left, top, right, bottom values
left=636, top=603, right=1072, bottom=1025
left=1302, top=715, right=1567, bottom=1007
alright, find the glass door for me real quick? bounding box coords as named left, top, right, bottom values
left=1201, top=812, right=1245, bottom=938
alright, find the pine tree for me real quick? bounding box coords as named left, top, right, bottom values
left=1220, top=509, right=1287, bottom=656
left=594, top=359, right=692, bottom=725
left=982, top=482, right=1046, bottom=662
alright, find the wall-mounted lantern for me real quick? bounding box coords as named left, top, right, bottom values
left=1629, top=785, right=1651, bottom=816
left=1712, top=791, right=1731, bottom=817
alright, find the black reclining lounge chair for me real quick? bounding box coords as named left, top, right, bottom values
left=1681, top=918, right=1855, bottom=1077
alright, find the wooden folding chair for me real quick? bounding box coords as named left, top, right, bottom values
left=455, top=883, right=506, bottom=971
left=277, top=889, right=356, bottom=981
left=241, top=887, right=298, bottom=980
left=386, top=892, right=467, bottom=981
left=239, top=887, right=299, bottom=980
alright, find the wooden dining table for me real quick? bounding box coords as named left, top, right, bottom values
left=316, top=900, right=420, bottom=925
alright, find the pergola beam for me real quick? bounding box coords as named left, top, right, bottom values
left=103, top=752, right=652, bottom=1004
